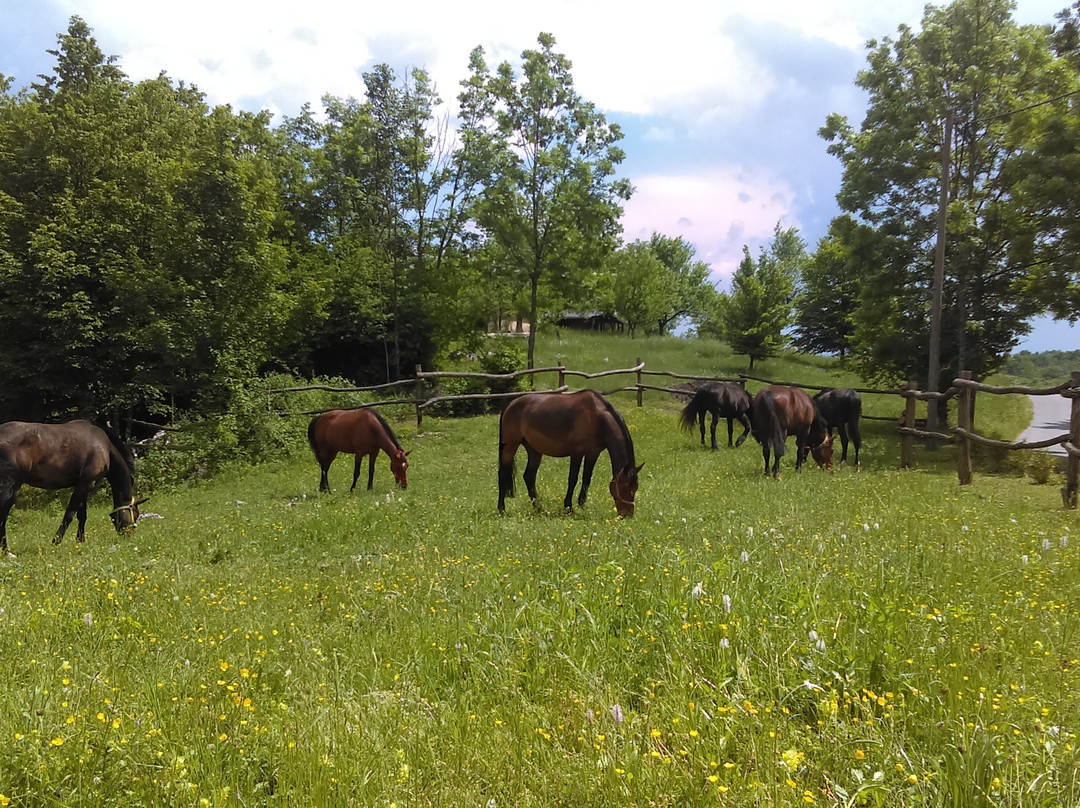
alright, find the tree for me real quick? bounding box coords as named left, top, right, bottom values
left=820, top=0, right=1075, bottom=389
left=607, top=242, right=676, bottom=337
left=716, top=225, right=803, bottom=369
left=792, top=217, right=863, bottom=359
left=457, top=33, right=631, bottom=368
left=646, top=233, right=713, bottom=335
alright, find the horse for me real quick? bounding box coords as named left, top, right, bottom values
left=307, top=408, right=410, bottom=493
left=750, top=385, right=833, bottom=478
left=813, top=387, right=862, bottom=466
left=498, top=390, right=643, bottom=517
left=0, top=420, right=145, bottom=553
left=678, top=382, right=753, bottom=449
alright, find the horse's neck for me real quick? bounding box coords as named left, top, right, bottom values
left=374, top=425, right=400, bottom=456
left=106, top=450, right=133, bottom=504
left=602, top=414, right=633, bottom=471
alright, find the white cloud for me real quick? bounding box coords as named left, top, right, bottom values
left=621, top=169, right=798, bottom=289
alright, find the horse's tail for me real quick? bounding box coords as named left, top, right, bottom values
left=307, top=415, right=321, bottom=457
left=678, top=390, right=704, bottom=432
left=0, top=459, right=18, bottom=503
left=760, top=391, right=785, bottom=459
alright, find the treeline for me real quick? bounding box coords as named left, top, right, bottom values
left=3, top=2, right=1080, bottom=438
left=1005, top=349, right=1080, bottom=387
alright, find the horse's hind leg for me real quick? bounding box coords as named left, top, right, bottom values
left=0, top=493, right=15, bottom=554
left=838, top=425, right=850, bottom=464
left=578, top=455, right=598, bottom=508
left=709, top=411, right=719, bottom=450
left=522, top=444, right=543, bottom=510
left=697, top=412, right=706, bottom=446
left=317, top=450, right=337, bottom=493
left=564, top=456, right=583, bottom=512
left=498, top=441, right=519, bottom=513
left=850, top=421, right=862, bottom=466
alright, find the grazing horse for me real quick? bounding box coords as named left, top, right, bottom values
left=0, top=420, right=145, bottom=553
left=750, top=385, right=833, bottom=478
left=498, top=390, right=643, bottom=517
left=307, top=408, right=411, bottom=493
left=813, top=388, right=862, bottom=466
left=678, top=382, right=753, bottom=449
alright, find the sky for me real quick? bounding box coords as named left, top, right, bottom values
left=1, top=0, right=1077, bottom=353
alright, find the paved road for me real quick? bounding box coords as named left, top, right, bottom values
left=1019, top=394, right=1072, bottom=457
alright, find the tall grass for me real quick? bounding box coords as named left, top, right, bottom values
left=0, top=334, right=1073, bottom=806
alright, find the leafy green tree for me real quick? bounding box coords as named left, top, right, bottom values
left=792, top=217, right=863, bottom=359
left=646, top=233, right=713, bottom=335
left=716, top=225, right=803, bottom=369
left=457, top=33, right=631, bottom=368
left=607, top=242, right=676, bottom=338
left=820, top=0, right=1075, bottom=389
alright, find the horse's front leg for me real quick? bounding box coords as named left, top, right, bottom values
left=55, top=486, right=90, bottom=544
left=794, top=433, right=808, bottom=470
left=0, top=494, right=15, bottom=554
left=735, top=415, right=751, bottom=447
left=578, top=455, right=598, bottom=508
left=564, top=455, right=583, bottom=512
left=725, top=416, right=735, bottom=448
left=367, top=452, right=378, bottom=491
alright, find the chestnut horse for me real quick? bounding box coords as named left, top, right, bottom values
left=813, top=387, right=862, bottom=466
left=678, top=382, right=753, bottom=449
left=308, top=408, right=410, bottom=493
left=498, top=390, right=643, bottom=517
left=0, top=420, right=144, bottom=553
left=750, top=385, right=833, bottom=477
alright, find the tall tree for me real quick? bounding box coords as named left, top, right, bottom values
left=647, top=233, right=713, bottom=335
left=792, top=217, right=864, bottom=359
left=820, top=0, right=1074, bottom=389
left=715, top=225, right=803, bottom=369
left=607, top=242, right=677, bottom=338
left=457, top=33, right=631, bottom=368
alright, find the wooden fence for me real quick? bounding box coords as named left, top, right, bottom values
left=268, top=363, right=1080, bottom=509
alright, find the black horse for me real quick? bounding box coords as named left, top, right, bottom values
left=0, top=420, right=145, bottom=553
left=813, top=388, right=862, bottom=466
left=678, top=382, right=753, bottom=449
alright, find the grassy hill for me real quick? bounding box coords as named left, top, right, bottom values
left=0, top=333, right=1073, bottom=807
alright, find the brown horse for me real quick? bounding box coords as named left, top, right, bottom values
left=308, top=408, right=410, bottom=493
left=0, top=420, right=145, bottom=553
left=750, top=385, right=833, bottom=478
left=498, top=390, right=643, bottom=517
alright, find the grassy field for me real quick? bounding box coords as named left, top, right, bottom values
left=0, top=334, right=1075, bottom=807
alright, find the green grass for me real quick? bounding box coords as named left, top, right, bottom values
left=0, top=334, right=1075, bottom=807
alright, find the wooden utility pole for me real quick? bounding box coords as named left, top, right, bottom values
left=927, top=109, right=952, bottom=445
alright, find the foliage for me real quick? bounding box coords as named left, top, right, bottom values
left=710, top=225, right=803, bottom=369
left=820, top=0, right=1079, bottom=390
left=1004, top=348, right=1080, bottom=386
left=792, top=217, right=861, bottom=359
left=607, top=242, right=677, bottom=338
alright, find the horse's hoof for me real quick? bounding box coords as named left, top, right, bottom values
left=52, top=536, right=62, bottom=545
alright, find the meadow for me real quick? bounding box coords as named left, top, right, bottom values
left=0, top=334, right=1076, bottom=807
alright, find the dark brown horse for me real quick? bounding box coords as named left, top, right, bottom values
left=498, top=390, right=643, bottom=517
left=813, top=388, right=862, bottom=466
left=308, top=408, right=410, bottom=493
left=678, top=382, right=753, bottom=449
left=0, top=420, right=144, bottom=553
left=750, top=385, right=833, bottom=477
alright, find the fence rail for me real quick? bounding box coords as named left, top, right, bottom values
left=267, top=361, right=1080, bottom=509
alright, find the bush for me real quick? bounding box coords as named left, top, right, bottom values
left=1014, top=450, right=1062, bottom=485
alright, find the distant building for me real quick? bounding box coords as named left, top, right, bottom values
left=555, top=311, right=625, bottom=333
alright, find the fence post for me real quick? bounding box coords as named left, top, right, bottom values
left=902, top=379, right=917, bottom=468
left=558, top=362, right=565, bottom=390
left=957, top=370, right=973, bottom=485
left=415, top=365, right=424, bottom=428
left=1065, top=370, right=1080, bottom=509
left=636, top=357, right=643, bottom=407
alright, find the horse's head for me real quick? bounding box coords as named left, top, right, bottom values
left=609, top=462, right=644, bottom=518
left=808, top=434, right=834, bottom=469
left=110, top=497, right=148, bottom=531
left=390, top=449, right=411, bottom=489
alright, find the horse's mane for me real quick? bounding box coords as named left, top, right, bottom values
left=98, top=422, right=136, bottom=474
left=594, top=392, right=636, bottom=466
left=369, top=408, right=403, bottom=451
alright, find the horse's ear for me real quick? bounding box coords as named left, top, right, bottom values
left=404, top=450, right=412, bottom=457
left=635, top=462, right=644, bottom=473
left=135, top=497, right=150, bottom=506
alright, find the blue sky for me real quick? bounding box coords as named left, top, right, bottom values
left=2, top=0, right=1077, bottom=352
